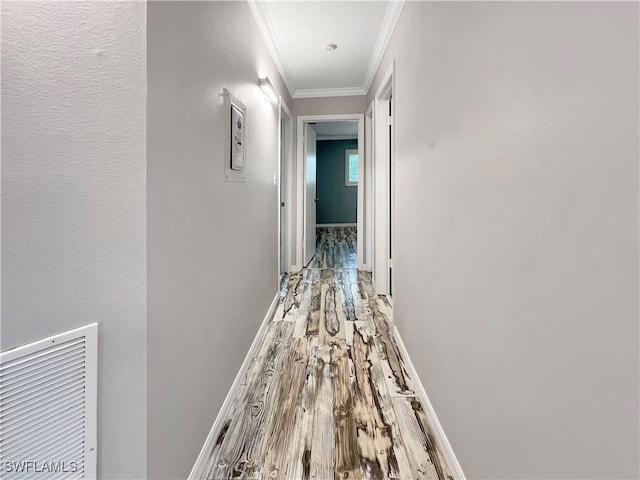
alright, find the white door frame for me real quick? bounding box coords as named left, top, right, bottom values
left=364, top=102, right=374, bottom=272
left=278, top=98, right=294, bottom=275
left=372, top=61, right=395, bottom=295
left=296, top=113, right=366, bottom=271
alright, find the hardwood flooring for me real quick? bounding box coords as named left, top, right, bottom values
left=308, top=226, right=357, bottom=269
left=195, top=227, right=453, bottom=480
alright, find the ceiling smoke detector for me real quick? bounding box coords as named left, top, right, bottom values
left=321, top=42, right=338, bottom=53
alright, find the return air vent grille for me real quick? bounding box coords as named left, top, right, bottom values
left=0, top=324, right=98, bottom=479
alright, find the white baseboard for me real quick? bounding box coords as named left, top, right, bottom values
left=188, top=292, right=280, bottom=480
left=316, top=223, right=357, bottom=227
left=392, top=325, right=466, bottom=480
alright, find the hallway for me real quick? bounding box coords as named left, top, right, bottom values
left=193, top=227, right=453, bottom=479
left=3, top=1, right=638, bottom=478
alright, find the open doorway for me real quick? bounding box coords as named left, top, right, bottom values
left=372, top=61, right=394, bottom=295
left=296, top=114, right=366, bottom=270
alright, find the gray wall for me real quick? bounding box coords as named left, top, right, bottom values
left=316, top=140, right=358, bottom=224
left=147, top=2, right=290, bottom=478
left=369, top=2, right=639, bottom=478
left=292, top=95, right=368, bottom=117
left=1, top=2, right=147, bottom=479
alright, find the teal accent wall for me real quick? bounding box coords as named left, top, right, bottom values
left=316, top=139, right=358, bottom=224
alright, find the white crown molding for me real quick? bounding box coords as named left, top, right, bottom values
left=363, top=0, right=406, bottom=94
left=248, top=0, right=296, bottom=97
left=292, top=86, right=367, bottom=99
left=249, top=0, right=405, bottom=100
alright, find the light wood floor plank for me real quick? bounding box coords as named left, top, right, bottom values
left=311, top=346, right=335, bottom=480
left=391, top=396, right=453, bottom=480
left=332, top=345, right=362, bottom=480
left=351, top=327, right=406, bottom=479
left=261, top=337, right=310, bottom=479
left=206, top=322, right=294, bottom=479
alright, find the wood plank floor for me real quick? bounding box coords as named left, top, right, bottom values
left=196, top=227, right=453, bottom=480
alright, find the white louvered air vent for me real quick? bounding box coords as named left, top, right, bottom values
left=0, top=324, right=97, bottom=479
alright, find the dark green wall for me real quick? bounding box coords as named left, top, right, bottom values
left=316, top=139, right=358, bottom=224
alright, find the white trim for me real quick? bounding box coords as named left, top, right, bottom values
left=292, top=86, right=367, bottom=99
left=247, top=0, right=296, bottom=97
left=280, top=99, right=293, bottom=129
left=84, top=324, right=99, bottom=480
left=249, top=0, right=404, bottom=99
left=392, top=325, right=467, bottom=480
left=375, top=62, right=395, bottom=115
left=364, top=101, right=374, bottom=273
left=278, top=97, right=294, bottom=274
left=316, top=135, right=358, bottom=141
left=277, top=99, right=283, bottom=274
left=316, top=223, right=357, bottom=228
left=356, top=116, right=365, bottom=269
left=363, top=0, right=406, bottom=94
left=296, top=119, right=304, bottom=270
left=372, top=61, right=395, bottom=295
left=296, top=114, right=366, bottom=271
left=188, top=293, right=280, bottom=480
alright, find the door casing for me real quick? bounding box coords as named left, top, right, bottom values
left=372, top=61, right=395, bottom=295
left=278, top=98, right=294, bottom=275
left=304, top=124, right=317, bottom=267
left=295, top=113, right=366, bottom=271
left=365, top=103, right=374, bottom=272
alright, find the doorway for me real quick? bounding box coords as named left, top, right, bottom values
left=278, top=99, right=293, bottom=277
left=365, top=103, right=374, bottom=273
left=303, top=123, right=317, bottom=267
left=372, top=61, right=394, bottom=295
left=388, top=95, right=393, bottom=294
left=296, top=114, right=366, bottom=270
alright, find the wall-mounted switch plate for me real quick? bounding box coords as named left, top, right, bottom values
left=223, top=88, right=247, bottom=183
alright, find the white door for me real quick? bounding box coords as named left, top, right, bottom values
left=373, top=65, right=393, bottom=295
left=279, top=116, right=287, bottom=274
left=365, top=105, right=374, bottom=272
left=304, top=124, right=317, bottom=266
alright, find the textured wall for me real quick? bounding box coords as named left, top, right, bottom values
left=1, top=2, right=147, bottom=479
left=369, top=2, right=639, bottom=478
left=147, top=2, right=291, bottom=478
left=316, top=140, right=358, bottom=224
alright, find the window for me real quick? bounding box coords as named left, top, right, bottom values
left=345, top=149, right=358, bottom=186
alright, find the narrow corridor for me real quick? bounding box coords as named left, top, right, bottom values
left=193, top=227, right=453, bottom=479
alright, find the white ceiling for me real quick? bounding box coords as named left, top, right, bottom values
left=249, top=1, right=405, bottom=98
left=311, top=121, right=358, bottom=139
